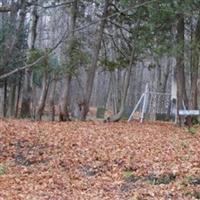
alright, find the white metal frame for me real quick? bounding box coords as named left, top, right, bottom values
left=128, top=83, right=172, bottom=123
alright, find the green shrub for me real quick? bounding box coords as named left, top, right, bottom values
left=188, top=127, right=197, bottom=135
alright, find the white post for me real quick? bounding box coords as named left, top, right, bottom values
left=128, top=93, right=145, bottom=122
left=140, top=84, right=149, bottom=123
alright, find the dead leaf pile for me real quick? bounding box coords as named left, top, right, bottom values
left=0, top=119, right=200, bottom=200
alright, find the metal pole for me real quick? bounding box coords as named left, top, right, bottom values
left=128, top=93, right=145, bottom=122
left=140, top=84, right=149, bottom=123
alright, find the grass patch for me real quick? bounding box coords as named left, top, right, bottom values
left=0, top=165, right=6, bottom=176
left=188, top=127, right=197, bottom=135
left=122, top=170, right=140, bottom=183
left=147, top=173, right=176, bottom=185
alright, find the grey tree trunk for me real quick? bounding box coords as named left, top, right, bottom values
left=80, top=0, right=110, bottom=120
left=8, top=82, right=16, bottom=117
left=21, top=2, right=38, bottom=118
left=108, top=49, right=135, bottom=122
left=59, top=75, right=72, bottom=121
left=2, top=0, right=26, bottom=66
left=49, top=74, right=57, bottom=121
left=1, top=0, right=26, bottom=117
left=36, top=71, right=50, bottom=120
left=190, top=16, right=200, bottom=109
left=176, top=14, right=188, bottom=124
left=3, top=79, right=7, bottom=117
left=15, top=72, right=22, bottom=118
left=59, top=0, right=78, bottom=121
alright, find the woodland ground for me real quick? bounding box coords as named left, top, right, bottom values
left=0, top=119, right=200, bottom=200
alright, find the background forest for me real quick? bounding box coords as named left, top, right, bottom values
left=0, top=0, right=200, bottom=122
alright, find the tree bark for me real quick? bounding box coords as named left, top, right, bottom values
left=21, top=2, right=38, bottom=118
left=15, top=73, right=22, bottom=118
left=107, top=49, right=135, bottom=122
left=0, top=0, right=26, bottom=117
left=3, top=0, right=26, bottom=66
left=59, top=75, right=71, bottom=121
left=8, top=82, right=16, bottom=117
left=59, top=0, right=78, bottom=121
left=49, top=74, right=57, bottom=121
left=20, top=70, right=33, bottom=118
left=36, top=71, right=50, bottom=120
left=80, top=0, right=110, bottom=120
left=176, top=14, right=188, bottom=124
left=3, top=79, right=7, bottom=117
left=190, top=16, right=200, bottom=109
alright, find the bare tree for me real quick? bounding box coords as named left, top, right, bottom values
left=190, top=15, right=200, bottom=109
left=176, top=14, right=189, bottom=124
left=49, top=73, right=57, bottom=121
left=36, top=66, right=50, bottom=120
left=59, top=0, right=78, bottom=121
left=21, top=1, right=39, bottom=118
left=107, top=49, right=134, bottom=122
left=79, top=0, right=110, bottom=120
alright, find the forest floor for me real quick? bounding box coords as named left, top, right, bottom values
left=0, top=119, right=200, bottom=200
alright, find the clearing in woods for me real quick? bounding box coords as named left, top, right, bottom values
left=0, top=119, right=200, bottom=200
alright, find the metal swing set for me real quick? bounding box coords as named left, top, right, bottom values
left=128, top=83, right=200, bottom=123
left=128, top=84, right=172, bottom=122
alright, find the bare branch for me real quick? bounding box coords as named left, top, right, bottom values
left=0, top=56, right=45, bottom=80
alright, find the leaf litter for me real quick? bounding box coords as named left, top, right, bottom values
left=0, top=119, right=200, bottom=199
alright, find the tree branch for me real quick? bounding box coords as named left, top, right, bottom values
left=0, top=0, right=159, bottom=80
left=26, top=1, right=75, bottom=9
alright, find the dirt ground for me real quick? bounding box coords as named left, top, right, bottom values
left=0, top=119, right=200, bottom=200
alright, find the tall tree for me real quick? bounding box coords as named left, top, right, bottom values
left=59, top=0, right=78, bottom=121
left=190, top=15, right=200, bottom=109
left=108, top=48, right=135, bottom=122
left=79, top=0, right=110, bottom=120
left=176, top=14, right=188, bottom=124
left=0, top=0, right=27, bottom=117
left=21, top=1, right=39, bottom=118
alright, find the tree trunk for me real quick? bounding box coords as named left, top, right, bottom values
left=15, top=73, right=22, bottom=118
left=176, top=14, right=188, bottom=124
left=8, top=82, right=16, bottom=117
left=80, top=0, right=110, bottom=120
left=20, top=69, right=33, bottom=118
left=110, top=71, right=118, bottom=114
left=2, top=1, right=26, bottom=67
left=108, top=49, right=135, bottom=122
left=36, top=71, right=50, bottom=120
left=190, top=16, right=200, bottom=109
left=0, top=0, right=26, bottom=117
left=3, top=78, right=7, bottom=117
left=21, top=2, right=38, bottom=118
left=102, top=74, right=111, bottom=109
left=59, top=75, right=71, bottom=121
left=59, top=0, right=78, bottom=121
left=49, top=74, right=57, bottom=121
